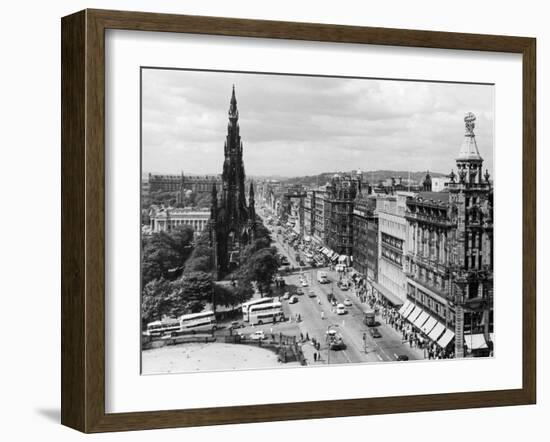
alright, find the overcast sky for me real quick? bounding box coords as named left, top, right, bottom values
left=142, top=68, right=494, bottom=177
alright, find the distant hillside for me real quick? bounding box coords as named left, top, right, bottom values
left=276, top=170, right=447, bottom=187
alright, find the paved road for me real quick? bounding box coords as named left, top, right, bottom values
left=267, top=223, right=425, bottom=364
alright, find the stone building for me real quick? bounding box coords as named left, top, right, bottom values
left=352, top=189, right=378, bottom=279
left=148, top=206, right=210, bottom=235
left=303, top=190, right=315, bottom=237
left=374, top=192, right=415, bottom=307
left=313, top=186, right=329, bottom=244
left=325, top=174, right=360, bottom=257
left=405, top=112, right=493, bottom=357
left=148, top=173, right=222, bottom=195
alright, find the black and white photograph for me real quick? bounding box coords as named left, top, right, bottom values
left=140, top=68, right=495, bottom=375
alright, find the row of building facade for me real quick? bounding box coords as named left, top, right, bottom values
left=257, top=112, right=494, bottom=357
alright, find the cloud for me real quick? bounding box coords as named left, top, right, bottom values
left=142, top=68, right=494, bottom=177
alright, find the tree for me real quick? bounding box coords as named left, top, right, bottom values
left=141, top=278, right=174, bottom=327
left=254, top=220, right=272, bottom=242
left=213, top=280, right=254, bottom=307
left=169, top=271, right=213, bottom=315
left=245, top=248, right=280, bottom=295
left=183, top=231, right=214, bottom=274
left=141, top=225, right=194, bottom=286
left=240, top=237, right=272, bottom=262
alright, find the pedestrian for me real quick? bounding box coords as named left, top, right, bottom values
left=306, top=332, right=309, bottom=341
left=300, top=332, right=304, bottom=341
left=313, top=352, right=317, bottom=362
left=321, top=311, right=325, bottom=320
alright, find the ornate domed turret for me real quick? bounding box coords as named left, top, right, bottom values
left=457, top=112, right=483, bottom=162
left=456, top=112, right=484, bottom=185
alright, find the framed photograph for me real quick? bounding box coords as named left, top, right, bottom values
left=61, top=9, right=536, bottom=433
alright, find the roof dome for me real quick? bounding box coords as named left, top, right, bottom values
left=457, top=112, right=483, bottom=162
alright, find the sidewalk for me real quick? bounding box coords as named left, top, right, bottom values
left=376, top=314, right=427, bottom=360
left=300, top=340, right=327, bottom=365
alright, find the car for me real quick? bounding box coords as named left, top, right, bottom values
left=396, top=355, right=409, bottom=361
left=289, top=295, right=298, bottom=304
left=308, top=290, right=316, bottom=298
left=369, top=327, right=382, bottom=338
left=343, top=298, right=352, bottom=306
left=250, top=330, right=266, bottom=340
left=338, top=281, right=350, bottom=291
left=301, top=280, right=309, bottom=287
left=229, top=321, right=243, bottom=329
left=282, top=292, right=290, bottom=300
left=296, top=288, right=303, bottom=295
left=336, top=303, right=346, bottom=315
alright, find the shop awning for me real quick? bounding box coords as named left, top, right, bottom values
left=406, top=306, right=422, bottom=321
left=420, top=316, right=438, bottom=335
left=466, top=333, right=488, bottom=350
left=413, top=311, right=430, bottom=328
left=428, top=322, right=446, bottom=341
left=372, top=281, right=404, bottom=306
left=402, top=301, right=416, bottom=318
left=437, top=329, right=455, bottom=348
left=398, top=300, right=412, bottom=316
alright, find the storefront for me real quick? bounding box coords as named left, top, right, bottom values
left=399, top=299, right=454, bottom=349
left=371, top=281, right=404, bottom=307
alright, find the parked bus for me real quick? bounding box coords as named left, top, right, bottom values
left=363, top=309, right=376, bottom=326
left=241, top=297, right=273, bottom=322
left=248, top=301, right=284, bottom=325
left=144, top=318, right=181, bottom=337
left=179, top=310, right=217, bottom=333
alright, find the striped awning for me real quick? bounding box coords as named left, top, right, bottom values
left=398, top=300, right=412, bottom=316
left=406, top=306, right=422, bottom=321
left=428, top=322, right=446, bottom=341
left=420, top=316, right=438, bottom=335
left=413, top=311, right=430, bottom=328
left=402, top=302, right=416, bottom=318
left=437, top=329, right=455, bottom=348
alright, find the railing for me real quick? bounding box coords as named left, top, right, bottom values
left=406, top=273, right=450, bottom=300
left=405, top=211, right=453, bottom=227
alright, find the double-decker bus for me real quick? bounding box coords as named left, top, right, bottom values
left=248, top=301, right=284, bottom=325
left=144, top=318, right=181, bottom=337
left=241, top=297, right=273, bottom=322
left=179, top=310, right=217, bottom=333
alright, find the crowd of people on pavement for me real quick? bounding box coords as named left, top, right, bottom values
left=345, top=273, right=456, bottom=360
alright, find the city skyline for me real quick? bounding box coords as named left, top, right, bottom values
left=142, top=69, right=494, bottom=178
